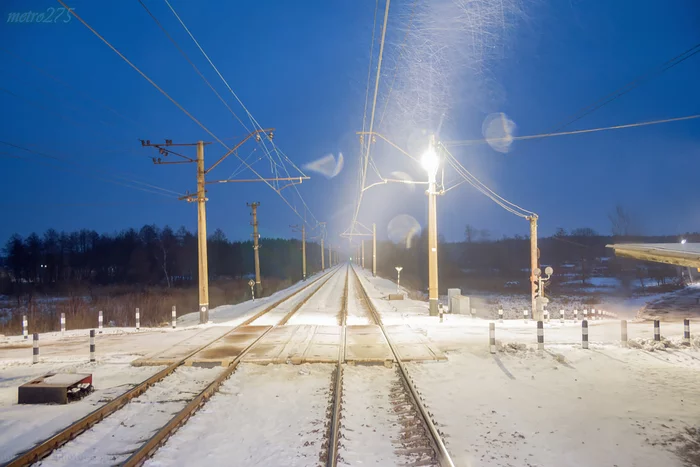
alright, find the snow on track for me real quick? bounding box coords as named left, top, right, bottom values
left=286, top=266, right=346, bottom=326
left=346, top=270, right=374, bottom=325
left=0, top=357, right=161, bottom=464
left=146, top=363, right=332, bottom=467
left=35, top=366, right=222, bottom=467
left=338, top=365, right=415, bottom=466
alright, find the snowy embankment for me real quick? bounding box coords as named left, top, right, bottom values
left=353, top=265, right=700, bottom=467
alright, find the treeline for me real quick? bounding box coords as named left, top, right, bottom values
left=1, top=225, right=323, bottom=295
left=373, top=227, right=700, bottom=293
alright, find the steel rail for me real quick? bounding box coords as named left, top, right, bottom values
left=350, top=264, right=455, bottom=467
left=122, top=265, right=344, bottom=466
left=6, top=266, right=340, bottom=467
left=326, top=264, right=349, bottom=466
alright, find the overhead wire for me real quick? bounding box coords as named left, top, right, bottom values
left=162, top=0, right=319, bottom=227
left=57, top=0, right=314, bottom=225
left=549, top=42, right=700, bottom=133
left=443, top=114, right=700, bottom=147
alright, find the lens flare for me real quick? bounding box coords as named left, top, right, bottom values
left=482, top=112, right=517, bottom=153
left=388, top=214, right=422, bottom=249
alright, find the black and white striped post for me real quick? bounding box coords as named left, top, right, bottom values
left=172, top=306, right=177, bottom=329
left=560, top=309, right=565, bottom=323
left=684, top=319, right=691, bottom=345
left=537, top=320, right=544, bottom=351
left=654, top=320, right=660, bottom=342
left=32, top=333, right=39, bottom=364
left=89, top=329, right=95, bottom=362
left=60, top=312, right=66, bottom=336
left=22, top=315, right=28, bottom=340
left=98, top=310, right=103, bottom=334
left=489, top=322, right=496, bottom=354
left=583, top=309, right=588, bottom=320
left=621, top=320, right=628, bottom=347
left=135, top=308, right=140, bottom=330
left=582, top=320, right=589, bottom=349
left=573, top=309, right=578, bottom=322
left=498, top=309, right=503, bottom=323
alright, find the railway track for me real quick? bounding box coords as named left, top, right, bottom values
left=325, top=264, right=454, bottom=467
left=6, top=266, right=342, bottom=467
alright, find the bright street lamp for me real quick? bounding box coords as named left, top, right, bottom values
left=681, top=239, right=687, bottom=245
left=395, top=266, right=403, bottom=294
left=423, top=135, right=440, bottom=316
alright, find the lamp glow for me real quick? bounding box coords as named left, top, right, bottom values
left=681, top=239, right=687, bottom=244
left=421, top=146, right=439, bottom=178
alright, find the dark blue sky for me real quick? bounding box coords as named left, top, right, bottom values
left=1, top=0, right=699, bottom=249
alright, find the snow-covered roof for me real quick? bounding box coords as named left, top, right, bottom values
left=607, top=243, right=700, bottom=268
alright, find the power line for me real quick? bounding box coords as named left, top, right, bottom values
left=352, top=0, right=392, bottom=230
left=58, top=0, right=315, bottom=227
left=549, top=42, right=700, bottom=133
left=444, top=114, right=700, bottom=147
left=162, top=0, right=319, bottom=227
left=0, top=142, right=182, bottom=198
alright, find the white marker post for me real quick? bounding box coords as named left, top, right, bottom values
left=172, top=306, right=177, bottom=329
left=621, top=320, right=628, bottom=348
left=583, top=309, right=588, bottom=320
left=560, top=309, right=565, bottom=323
left=33, top=333, right=39, bottom=364
left=489, top=323, right=496, bottom=354
left=654, top=320, right=660, bottom=342
left=98, top=310, right=103, bottom=334
left=135, top=308, right=140, bottom=331
left=684, top=319, right=690, bottom=345
left=574, top=309, right=578, bottom=322
left=90, top=329, right=96, bottom=362
left=592, top=309, right=596, bottom=321
left=582, top=320, right=589, bottom=349
left=537, top=321, right=544, bottom=351
left=544, top=309, right=550, bottom=323
left=60, top=312, right=66, bottom=336
left=498, top=309, right=504, bottom=323
left=471, top=308, right=476, bottom=320
left=523, top=310, right=529, bottom=324
left=22, top=315, right=28, bottom=340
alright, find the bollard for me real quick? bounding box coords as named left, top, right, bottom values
left=498, top=309, right=503, bottom=323
left=22, top=315, right=28, bottom=339
left=684, top=319, right=690, bottom=345
left=537, top=321, right=544, bottom=351
left=60, top=312, right=66, bottom=335
left=172, top=306, right=177, bottom=329
left=574, top=310, right=578, bottom=322
left=90, top=329, right=95, bottom=362
left=621, top=320, right=628, bottom=347
left=439, top=307, right=444, bottom=323
left=33, top=333, right=39, bottom=364
left=560, top=309, right=565, bottom=324
left=489, top=322, right=496, bottom=354
left=135, top=308, right=140, bottom=330
left=98, top=310, right=103, bottom=334
left=582, top=320, right=589, bottom=349
left=523, top=310, right=529, bottom=323
left=544, top=310, right=550, bottom=323
left=471, top=308, right=476, bottom=320
left=654, top=320, right=660, bottom=342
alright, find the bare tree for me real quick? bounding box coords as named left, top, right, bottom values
left=609, top=205, right=632, bottom=236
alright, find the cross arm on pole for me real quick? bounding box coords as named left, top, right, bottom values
left=205, top=128, right=274, bottom=174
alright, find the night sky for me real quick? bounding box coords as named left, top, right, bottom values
left=1, top=0, right=699, bottom=250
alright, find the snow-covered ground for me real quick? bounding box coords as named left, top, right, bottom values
left=36, top=366, right=222, bottom=466
left=146, top=363, right=332, bottom=467
left=346, top=269, right=374, bottom=325
left=353, top=264, right=700, bottom=467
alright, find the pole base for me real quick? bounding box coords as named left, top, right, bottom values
left=199, top=305, right=209, bottom=324
left=429, top=299, right=439, bottom=316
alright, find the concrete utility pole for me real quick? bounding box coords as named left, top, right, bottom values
left=141, top=129, right=290, bottom=325
left=528, top=215, right=539, bottom=320
left=372, top=223, right=377, bottom=277
left=329, top=242, right=332, bottom=267
left=248, top=202, right=262, bottom=297
left=424, top=135, right=440, bottom=317
left=361, top=239, right=365, bottom=268
left=321, top=237, right=325, bottom=271
left=195, top=141, right=210, bottom=323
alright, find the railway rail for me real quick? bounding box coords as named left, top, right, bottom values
left=324, top=264, right=454, bottom=467
left=7, top=265, right=342, bottom=467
